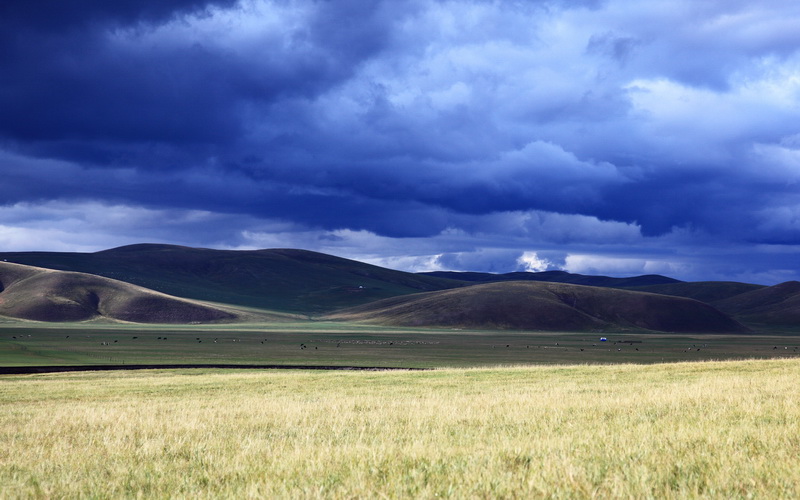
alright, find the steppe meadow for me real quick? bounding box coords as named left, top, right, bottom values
left=3, top=359, right=799, bottom=498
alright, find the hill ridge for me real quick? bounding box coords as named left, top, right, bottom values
left=2, top=244, right=797, bottom=328
left=420, top=270, right=681, bottom=288
left=0, top=244, right=464, bottom=314
left=713, top=281, right=800, bottom=326
left=327, top=281, right=748, bottom=333
left=0, top=261, right=242, bottom=323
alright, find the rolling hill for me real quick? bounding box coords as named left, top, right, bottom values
left=0, top=261, right=245, bottom=323
left=0, top=244, right=463, bottom=314
left=713, top=281, right=800, bottom=326
left=627, top=281, right=766, bottom=303
left=326, top=281, right=749, bottom=333
left=0, top=245, right=699, bottom=316
left=2, top=244, right=796, bottom=330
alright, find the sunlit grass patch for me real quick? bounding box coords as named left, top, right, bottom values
left=2, top=359, right=799, bottom=498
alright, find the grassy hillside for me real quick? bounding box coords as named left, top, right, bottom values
left=0, top=262, right=248, bottom=323
left=714, top=281, right=800, bottom=326
left=327, top=281, right=748, bottom=333
left=3, top=360, right=800, bottom=498
left=4, top=244, right=794, bottom=328
left=0, top=244, right=462, bottom=315
left=628, top=281, right=765, bottom=303
left=421, top=270, right=680, bottom=287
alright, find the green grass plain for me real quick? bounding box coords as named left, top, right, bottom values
left=2, top=359, right=800, bottom=498
left=2, top=321, right=800, bottom=368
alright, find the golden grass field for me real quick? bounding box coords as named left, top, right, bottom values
left=2, top=359, right=800, bottom=498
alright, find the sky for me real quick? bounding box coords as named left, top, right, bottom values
left=1, top=0, right=800, bottom=284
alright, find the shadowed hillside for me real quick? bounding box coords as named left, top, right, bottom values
left=3, top=244, right=793, bottom=329
left=628, top=281, right=765, bottom=303
left=327, top=281, right=748, bottom=333
left=713, top=281, right=800, bottom=326
left=0, top=262, right=240, bottom=323
left=0, top=244, right=463, bottom=314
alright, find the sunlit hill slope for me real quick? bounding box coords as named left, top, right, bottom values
left=0, top=261, right=240, bottom=323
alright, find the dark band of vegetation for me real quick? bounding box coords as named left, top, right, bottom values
left=0, top=363, right=427, bottom=375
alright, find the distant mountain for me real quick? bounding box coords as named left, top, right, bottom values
left=713, top=281, right=800, bottom=326
left=628, top=281, right=766, bottom=304
left=0, top=261, right=243, bottom=323
left=419, top=270, right=681, bottom=288
left=0, top=244, right=463, bottom=314
left=326, top=281, right=748, bottom=333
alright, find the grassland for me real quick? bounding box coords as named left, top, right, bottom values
left=2, top=321, right=800, bottom=368
left=2, top=359, right=800, bottom=498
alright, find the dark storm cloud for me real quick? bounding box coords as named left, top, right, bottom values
left=0, top=1, right=238, bottom=33
left=2, top=0, right=800, bottom=281
left=0, top=0, right=396, bottom=163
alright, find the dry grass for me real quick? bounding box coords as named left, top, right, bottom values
left=2, top=359, right=800, bottom=498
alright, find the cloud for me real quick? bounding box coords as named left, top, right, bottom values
left=0, top=198, right=797, bottom=284
left=0, top=1, right=240, bottom=33
left=563, top=254, right=689, bottom=277
left=517, top=252, right=555, bottom=272
left=0, top=200, right=271, bottom=251
left=2, top=0, right=800, bottom=283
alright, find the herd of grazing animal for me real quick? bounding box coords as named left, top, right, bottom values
left=6, top=333, right=800, bottom=360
